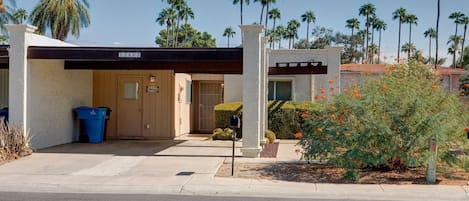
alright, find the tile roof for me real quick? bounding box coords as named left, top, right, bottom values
left=341, top=64, right=466, bottom=75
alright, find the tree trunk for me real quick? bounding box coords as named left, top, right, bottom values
left=365, top=14, right=369, bottom=61
left=306, top=22, right=310, bottom=43
left=378, top=29, right=382, bottom=64
left=260, top=5, right=265, bottom=25
left=265, top=3, right=269, bottom=34
left=461, top=24, right=467, bottom=65
left=166, top=24, right=170, bottom=47
left=227, top=37, right=230, bottom=48
left=272, top=19, right=276, bottom=49
left=435, top=0, right=440, bottom=69
left=429, top=38, right=432, bottom=63
left=351, top=28, right=355, bottom=63
left=174, top=14, right=181, bottom=47
left=398, top=21, right=401, bottom=63
left=240, top=0, right=243, bottom=25
left=289, top=37, right=291, bottom=49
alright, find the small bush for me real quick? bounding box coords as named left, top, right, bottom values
left=265, top=130, right=276, bottom=144
left=211, top=128, right=234, bottom=140
left=0, top=122, right=32, bottom=160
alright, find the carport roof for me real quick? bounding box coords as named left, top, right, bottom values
left=28, top=46, right=244, bottom=74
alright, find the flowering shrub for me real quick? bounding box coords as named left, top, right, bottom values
left=298, top=62, right=469, bottom=180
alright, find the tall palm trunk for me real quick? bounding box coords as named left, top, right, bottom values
left=409, top=23, right=413, bottom=45
left=397, top=21, right=402, bottom=63
left=461, top=24, right=467, bottom=64
left=428, top=37, right=432, bottom=62
left=265, top=3, right=269, bottom=32
left=435, top=0, right=440, bottom=69
left=288, top=37, right=291, bottom=49
left=306, top=22, right=310, bottom=42
left=351, top=28, right=355, bottom=63
left=378, top=29, right=382, bottom=64
left=165, top=21, right=170, bottom=47
left=184, top=19, right=189, bottom=44
left=227, top=36, right=230, bottom=48
left=272, top=19, right=276, bottom=49
left=240, top=0, right=243, bottom=25
left=260, top=5, right=265, bottom=25
left=371, top=28, right=375, bottom=64
left=453, top=43, right=457, bottom=68
left=365, top=14, right=369, bottom=60
left=174, top=14, right=181, bottom=47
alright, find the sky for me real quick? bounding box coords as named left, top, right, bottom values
left=15, top=0, right=469, bottom=65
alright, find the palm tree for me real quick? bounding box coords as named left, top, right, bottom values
left=268, top=8, right=280, bottom=47
left=357, top=29, right=368, bottom=63
left=449, top=12, right=464, bottom=40
left=232, top=0, right=249, bottom=25
left=301, top=10, right=316, bottom=42
left=346, top=18, right=360, bottom=61
left=223, top=27, right=236, bottom=47
left=404, top=14, right=418, bottom=45
left=369, top=15, right=378, bottom=45
left=374, top=19, right=386, bottom=64
left=460, top=16, right=469, bottom=64
left=13, top=8, right=26, bottom=24
left=263, top=0, right=275, bottom=30
left=286, top=19, right=300, bottom=49
left=275, top=25, right=285, bottom=49
left=392, top=7, right=407, bottom=63
left=156, top=7, right=176, bottom=47
left=173, top=0, right=187, bottom=47
left=368, top=44, right=378, bottom=63
left=424, top=28, right=437, bottom=62
left=359, top=3, right=376, bottom=61
left=180, top=5, right=194, bottom=44
left=401, top=42, right=416, bottom=60
left=448, top=35, right=463, bottom=68
left=30, top=0, right=91, bottom=41
left=255, top=0, right=267, bottom=25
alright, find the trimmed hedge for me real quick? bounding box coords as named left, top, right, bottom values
left=214, top=101, right=321, bottom=139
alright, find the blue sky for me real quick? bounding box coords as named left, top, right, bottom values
left=16, top=0, right=469, bottom=65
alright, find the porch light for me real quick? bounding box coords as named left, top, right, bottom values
left=149, top=75, right=156, bottom=83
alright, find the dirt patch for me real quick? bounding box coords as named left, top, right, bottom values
left=216, top=163, right=469, bottom=185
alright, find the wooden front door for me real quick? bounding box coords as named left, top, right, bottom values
left=117, top=76, right=144, bottom=138
left=198, top=82, right=223, bottom=133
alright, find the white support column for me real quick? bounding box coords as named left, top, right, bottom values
left=6, top=25, right=36, bottom=133
left=240, top=25, right=264, bottom=158
left=259, top=37, right=268, bottom=145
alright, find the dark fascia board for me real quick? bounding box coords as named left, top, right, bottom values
left=268, top=66, right=328, bottom=75
left=28, top=46, right=243, bottom=62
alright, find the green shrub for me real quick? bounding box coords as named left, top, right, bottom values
left=265, top=129, right=276, bottom=144
left=211, top=128, right=234, bottom=140
left=298, top=62, right=469, bottom=180
left=214, top=101, right=316, bottom=139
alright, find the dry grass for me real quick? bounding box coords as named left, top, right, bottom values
left=0, top=121, right=32, bottom=161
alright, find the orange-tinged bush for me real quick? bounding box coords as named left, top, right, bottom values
left=298, top=62, right=469, bottom=181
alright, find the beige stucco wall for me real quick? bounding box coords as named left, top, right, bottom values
left=0, top=69, right=8, bottom=108
left=174, top=73, right=191, bottom=136
left=28, top=60, right=92, bottom=149
left=224, top=47, right=342, bottom=102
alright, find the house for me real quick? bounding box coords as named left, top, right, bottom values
left=341, top=64, right=466, bottom=93
left=1, top=24, right=341, bottom=158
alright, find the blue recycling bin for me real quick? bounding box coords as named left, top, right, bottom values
left=75, top=107, right=108, bottom=143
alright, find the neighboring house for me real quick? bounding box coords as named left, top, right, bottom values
left=341, top=64, right=466, bottom=93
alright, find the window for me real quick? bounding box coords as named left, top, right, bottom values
left=123, top=82, right=139, bottom=100
left=268, top=81, right=292, bottom=101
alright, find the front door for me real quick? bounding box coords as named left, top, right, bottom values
left=198, top=82, right=223, bottom=133
left=117, top=76, right=143, bottom=138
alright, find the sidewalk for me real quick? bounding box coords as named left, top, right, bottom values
left=0, top=138, right=467, bottom=201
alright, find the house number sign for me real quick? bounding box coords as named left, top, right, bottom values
left=118, top=52, right=141, bottom=58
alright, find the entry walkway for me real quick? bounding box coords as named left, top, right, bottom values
left=0, top=137, right=467, bottom=201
